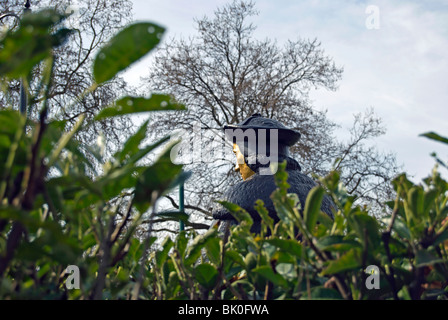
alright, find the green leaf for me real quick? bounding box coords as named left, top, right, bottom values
left=205, top=237, right=221, bottom=266
left=96, top=165, right=144, bottom=200
left=166, top=271, right=181, bottom=299
left=415, top=250, right=445, bottom=267
left=156, top=211, right=190, bottom=224
left=0, top=9, right=72, bottom=78
left=270, top=190, right=296, bottom=226
left=316, top=235, right=361, bottom=252
left=423, top=188, right=438, bottom=217
left=225, top=280, right=253, bottom=299
left=217, top=200, right=253, bottom=228
left=126, top=135, right=171, bottom=166
left=155, top=237, right=174, bottom=269
left=264, top=239, right=302, bottom=257
left=381, top=216, right=411, bottom=240
left=194, top=263, right=219, bottom=290
left=244, top=252, right=258, bottom=271
left=350, top=212, right=381, bottom=250
left=252, top=266, right=289, bottom=288
left=95, top=94, right=185, bottom=120
left=254, top=199, right=274, bottom=234
left=93, top=22, right=165, bottom=84
left=47, top=114, right=85, bottom=168
left=225, top=250, right=246, bottom=268
left=317, top=210, right=334, bottom=230
left=420, top=132, right=448, bottom=145
left=184, top=228, right=218, bottom=266
left=407, top=187, right=424, bottom=219
left=304, top=186, right=325, bottom=232
left=0, top=111, right=26, bottom=196
left=175, top=231, right=188, bottom=258
left=134, top=145, right=187, bottom=212
left=114, top=120, right=149, bottom=163
left=273, top=160, right=290, bottom=195
left=41, top=119, right=96, bottom=174
left=433, top=229, right=448, bottom=247
left=275, top=263, right=295, bottom=280
left=0, top=110, right=24, bottom=136
left=321, top=248, right=362, bottom=276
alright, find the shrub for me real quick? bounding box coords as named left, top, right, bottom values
left=145, top=160, right=448, bottom=300
left=0, top=8, right=185, bottom=299
left=0, top=8, right=446, bottom=300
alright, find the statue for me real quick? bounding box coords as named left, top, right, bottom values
left=212, top=113, right=335, bottom=234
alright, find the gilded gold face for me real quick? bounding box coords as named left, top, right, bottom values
left=233, top=143, right=255, bottom=180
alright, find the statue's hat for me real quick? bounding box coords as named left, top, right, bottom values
left=223, top=113, right=301, bottom=147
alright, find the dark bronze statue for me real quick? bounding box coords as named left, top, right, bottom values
left=212, top=114, right=335, bottom=234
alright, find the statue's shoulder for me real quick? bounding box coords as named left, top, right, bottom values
left=226, top=174, right=276, bottom=196
left=226, top=170, right=317, bottom=197
left=286, top=170, right=318, bottom=186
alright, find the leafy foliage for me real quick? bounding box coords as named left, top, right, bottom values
left=143, top=160, right=447, bottom=300
left=0, top=0, right=136, bottom=163
left=0, top=8, right=185, bottom=299
left=0, top=8, right=447, bottom=301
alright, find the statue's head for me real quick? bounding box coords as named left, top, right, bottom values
left=224, top=114, right=301, bottom=179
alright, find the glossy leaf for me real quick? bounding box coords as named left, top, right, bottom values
left=264, top=239, right=302, bottom=257
left=350, top=212, right=381, bottom=250
left=225, top=250, right=245, bottom=268
left=304, top=186, right=325, bottom=232
left=114, top=120, right=149, bottom=163
left=175, top=231, right=188, bottom=258
left=275, top=263, right=295, bottom=280
left=415, top=250, right=445, bottom=267
left=95, top=94, right=185, bottom=120
left=184, top=228, right=217, bottom=266
left=253, top=266, right=289, bottom=288
left=134, top=145, right=186, bottom=212
left=316, top=235, right=361, bottom=252
left=420, top=132, right=448, bottom=145
left=205, top=237, right=221, bottom=266
left=194, top=263, right=218, bottom=290
left=0, top=9, right=72, bottom=78
left=382, top=216, right=411, bottom=240
left=93, top=22, right=165, bottom=84
left=156, top=211, right=190, bottom=224
left=155, top=237, right=174, bottom=269
left=254, top=199, right=274, bottom=234
left=217, top=200, right=253, bottom=228
left=321, top=248, right=362, bottom=276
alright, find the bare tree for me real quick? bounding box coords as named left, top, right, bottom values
left=142, top=0, right=400, bottom=228
left=0, top=0, right=135, bottom=155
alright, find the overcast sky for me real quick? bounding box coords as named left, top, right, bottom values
left=123, top=0, right=448, bottom=182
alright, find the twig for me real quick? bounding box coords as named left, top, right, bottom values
left=131, top=192, right=159, bottom=300
left=89, top=212, right=115, bottom=300
left=170, top=249, right=195, bottom=299
left=381, top=194, right=400, bottom=300
left=111, top=196, right=134, bottom=243
left=212, top=225, right=230, bottom=300
left=0, top=105, right=48, bottom=277
left=164, top=194, right=211, bottom=216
